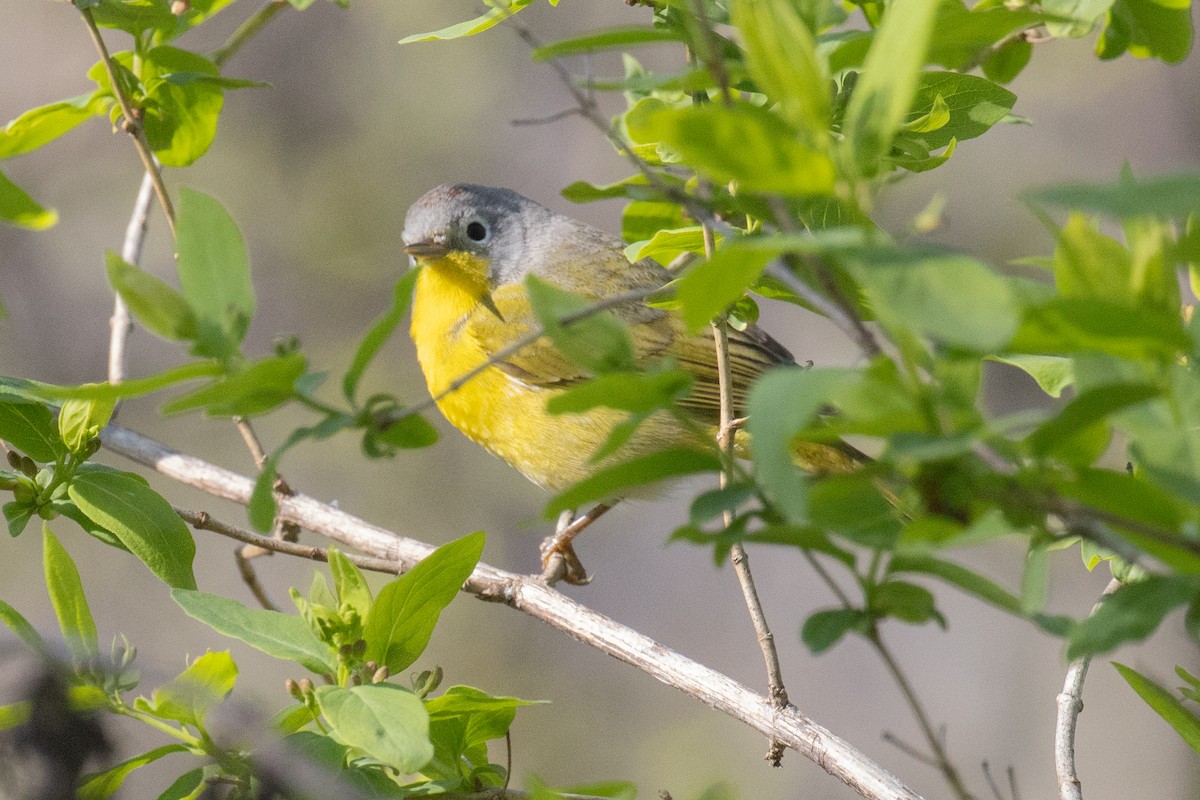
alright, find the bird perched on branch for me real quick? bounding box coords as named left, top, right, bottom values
left=403, top=184, right=856, bottom=582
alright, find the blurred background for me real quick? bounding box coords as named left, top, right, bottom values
left=2, top=1, right=1199, bottom=798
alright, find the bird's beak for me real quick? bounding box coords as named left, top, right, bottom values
left=403, top=240, right=449, bottom=258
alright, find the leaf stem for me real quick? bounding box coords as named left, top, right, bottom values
left=210, top=0, right=289, bottom=67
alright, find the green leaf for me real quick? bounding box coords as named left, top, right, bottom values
left=344, top=270, right=419, bottom=402
left=172, top=589, right=337, bottom=674
left=904, top=72, right=1016, bottom=151
left=732, top=0, right=830, bottom=140
left=1067, top=576, right=1199, bottom=660
left=134, top=650, right=237, bottom=728
left=1027, top=382, right=1158, bottom=458
left=176, top=188, right=255, bottom=360
left=928, top=2, right=1053, bottom=69
left=676, top=247, right=772, bottom=331
left=801, top=608, right=869, bottom=653
left=105, top=251, right=198, bottom=341
left=987, top=355, right=1074, bottom=398
left=532, top=26, right=684, bottom=60
left=983, top=37, right=1033, bottom=83
left=842, top=0, right=940, bottom=176
left=367, top=411, right=440, bottom=453
left=0, top=169, right=57, bottom=230
left=400, top=0, right=537, bottom=43
left=315, top=684, right=433, bottom=772
left=748, top=367, right=862, bottom=524
left=545, top=448, right=720, bottom=518
left=1097, top=0, right=1193, bottom=63
left=78, top=744, right=188, bottom=800
left=140, top=47, right=226, bottom=167
left=1010, top=297, right=1190, bottom=360
left=626, top=226, right=709, bottom=265
left=58, top=397, right=116, bottom=456
left=1114, top=662, right=1200, bottom=754
left=162, top=353, right=305, bottom=417
left=4, top=502, right=34, bottom=538
left=12, top=361, right=223, bottom=404
left=69, top=471, right=196, bottom=589
left=42, top=525, right=98, bottom=661
left=0, top=399, right=65, bottom=462
left=364, top=532, right=485, bottom=673
left=91, top=0, right=239, bottom=39
left=844, top=246, right=1020, bottom=351
left=546, top=370, right=692, bottom=415
left=871, top=580, right=940, bottom=625
left=1025, top=172, right=1200, bottom=220
left=0, top=94, right=108, bottom=158
left=525, top=276, right=637, bottom=373
left=888, top=553, right=1071, bottom=635
left=328, top=548, right=372, bottom=621
left=644, top=104, right=836, bottom=195
left=154, top=768, right=207, bottom=800
left=529, top=777, right=638, bottom=800
left=0, top=599, right=47, bottom=654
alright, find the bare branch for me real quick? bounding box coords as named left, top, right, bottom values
left=108, top=173, right=156, bottom=388
left=1055, top=577, right=1122, bottom=800
left=101, top=423, right=925, bottom=800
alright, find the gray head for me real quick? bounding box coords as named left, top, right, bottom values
left=402, top=184, right=558, bottom=287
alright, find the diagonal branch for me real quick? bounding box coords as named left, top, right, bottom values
left=100, top=422, right=924, bottom=800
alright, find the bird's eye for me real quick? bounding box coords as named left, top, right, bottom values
left=465, top=219, right=490, bottom=242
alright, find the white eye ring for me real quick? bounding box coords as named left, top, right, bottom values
left=464, top=216, right=491, bottom=244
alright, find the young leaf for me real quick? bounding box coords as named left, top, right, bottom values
left=732, top=0, right=830, bottom=142
left=544, top=448, right=721, bottom=518
left=675, top=246, right=773, bottom=331
left=1010, top=297, right=1190, bottom=361
left=1113, top=662, right=1200, bottom=754
left=525, top=276, right=637, bottom=374
left=343, top=270, right=419, bottom=402
left=1096, top=0, right=1193, bottom=64
left=68, top=471, right=197, bottom=589
left=140, top=47, right=226, bottom=167
left=0, top=169, right=57, bottom=230
left=161, top=353, right=305, bottom=417
left=1026, top=382, right=1158, bottom=457
left=154, top=768, right=207, bottom=800
left=328, top=548, right=372, bottom=621
left=904, top=72, right=1016, bottom=151
left=58, top=397, right=116, bottom=456
left=0, top=599, right=47, bottom=654
left=78, top=744, right=189, bottom=800
left=176, top=188, right=255, bottom=360
left=531, top=26, right=683, bottom=60
left=801, top=608, right=869, bottom=654
left=104, top=251, right=198, bottom=342
left=42, top=525, right=99, bottom=661
left=172, top=589, right=337, bottom=674
left=315, top=684, right=433, bottom=772
left=1067, top=576, right=1199, bottom=660
left=748, top=368, right=863, bottom=525
left=134, top=650, right=237, bottom=728
left=0, top=399, right=65, bottom=462
left=871, top=580, right=941, bottom=625
left=0, top=94, right=109, bottom=159
left=363, top=531, right=485, bottom=673
left=399, top=0, right=537, bottom=43
left=842, top=0, right=940, bottom=176
left=1024, top=172, right=1200, bottom=221
left=545, top=370, right=693, bottom=415
left=644, top=104, right=836, bottom=196
left=987, top=355, right=1074, bottom=398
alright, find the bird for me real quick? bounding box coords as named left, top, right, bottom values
left=402, top=184, right=857, bottom=582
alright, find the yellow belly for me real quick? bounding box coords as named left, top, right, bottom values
left=409, top=262, right=699, bottom=491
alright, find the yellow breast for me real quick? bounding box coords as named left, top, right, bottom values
left=409, top=258, right=696, bottom=491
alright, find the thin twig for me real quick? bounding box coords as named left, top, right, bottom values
left=78, top=7, right=176, bottom=235
left=108, top=172, right=156, bottom=389
left=101, top=423, right=924, bottom=800
left=210, top=0, right=289, bottom=67
left=1055, top=577, right=1122, bottom=800
left=703, top=216, right=789, bottom=765
left=881, top=732, right=941, bottom=768
left=869, top=629, right=974, bottom=800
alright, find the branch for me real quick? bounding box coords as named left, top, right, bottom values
left=1054, top=577, right=1122, bottom=800
left=109, top=172, right=156, bottom=387
left=100, top=422, right=924, bottom=800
